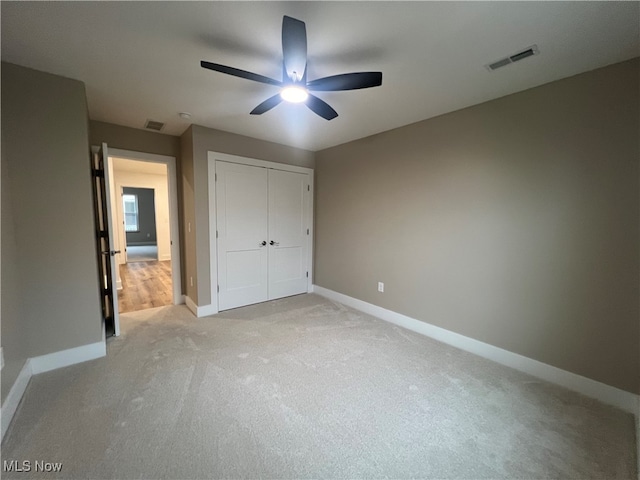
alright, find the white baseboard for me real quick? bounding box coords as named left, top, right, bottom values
left=185, top=296, right=217, bottom=318
left=116, top=278, right=123, bottom=290
left=1, top=359, right=32, bottom=441
left=30, top=341, right=106, bottom=375
left=1, top=341, right=107, bottom=442
left=159, top=254, right=171, bottom=262
left=313, top=285, right=639, bottom=414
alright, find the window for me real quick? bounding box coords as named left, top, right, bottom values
left=123, top=194, right=139, bottom=232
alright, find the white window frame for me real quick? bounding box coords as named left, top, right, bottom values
left=122, top=193, right=139, bottom=232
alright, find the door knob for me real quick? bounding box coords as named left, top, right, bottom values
left=102, top=250, right=121, bottom=256
left=269, top=240, right=279, bottom=246
left=260, top=241, right=267, bottom=247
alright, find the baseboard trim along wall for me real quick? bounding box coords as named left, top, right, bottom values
left=1, top=341, right=107, bottom=442
left=185, top=296, right=217, bottom=318
left=30, top=341, right=106, bottom=374
left=1, top=359, right=32, bottom=441
left=313, top=285, right=639, bottom=415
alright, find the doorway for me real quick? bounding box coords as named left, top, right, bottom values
left=104, top=148, right=182, bottom=326
left=215, top=161, right=311, bottom=311
left=122, top=187, right=159, bottom=262
left=206, top=151, right=314, bottom=315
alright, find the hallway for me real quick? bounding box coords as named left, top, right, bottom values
left=126, top=245, right=158, bottom=262
left=117, top=261, right=172, bottom=313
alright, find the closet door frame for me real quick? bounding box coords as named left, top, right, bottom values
left=207, top=151, right=314, bottom=313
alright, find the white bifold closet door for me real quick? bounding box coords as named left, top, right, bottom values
left=216, top=161, right=309, bottom=311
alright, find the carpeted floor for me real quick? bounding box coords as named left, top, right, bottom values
left=1, top=294, right=636, bottom=479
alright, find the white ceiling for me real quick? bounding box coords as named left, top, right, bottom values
left=112, top=157, right=167, bottom=176
left=2, top=2, right=638, bottom=152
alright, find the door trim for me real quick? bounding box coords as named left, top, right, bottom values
left=99, top=147, right=183, bottom=306
left=207, top=151, right=314, bottom=315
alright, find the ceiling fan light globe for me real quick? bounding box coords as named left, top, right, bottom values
left=280, top=86, right=308, bottom=103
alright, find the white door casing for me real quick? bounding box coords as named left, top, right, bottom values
left=106, top=148, right=183, bottom=306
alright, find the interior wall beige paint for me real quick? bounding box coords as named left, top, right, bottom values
left=1, top=145, right=28, bottom=404
left=315, top=58, right=639, bottom=394
left=89, top=120, right=181, bottom=159
left=1, top=63, right=103, bottom=363
left=179, top=126, right=197, bottom=303
left=182, top=124, right=315, bottom=307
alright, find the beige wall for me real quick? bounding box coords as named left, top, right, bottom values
left=180, top=124, right=315, bottom=306
left=1, top=63, right=103, bottom=400
left=1, top=147, right=28, bottom=403
left=179, top=126, right=197, bottom=302
left=90, top=120, right=180, bottom=159
left=315, top=58, right=639, bottom=394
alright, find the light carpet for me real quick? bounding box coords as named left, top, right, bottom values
left=1, top=293, right=636, bottom=479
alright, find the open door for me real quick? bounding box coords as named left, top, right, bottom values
left=90, top=143, right=121, bottom=337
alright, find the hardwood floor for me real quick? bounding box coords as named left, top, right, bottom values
left=118, top=261, right=172, bottom=313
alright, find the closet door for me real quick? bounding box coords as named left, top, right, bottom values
left=216, top=161, right=268, bottom=310
left=268, top=169, right=310, bottom=300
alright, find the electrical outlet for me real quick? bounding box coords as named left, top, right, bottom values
left=378, top=282, right=384, bottom=293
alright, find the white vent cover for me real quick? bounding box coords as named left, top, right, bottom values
left=144, top=119, right=165, bottom=131
left=486, top=45, right=539, bottom=71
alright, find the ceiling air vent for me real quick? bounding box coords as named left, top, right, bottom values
left=485, top=45, right=539, bottom=71
left=144, top=119, right=165, bottom=131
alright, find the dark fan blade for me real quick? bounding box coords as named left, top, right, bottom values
left=201, top=61, right=282, bottom=87
left=250, top=94, right=283, bottom=115
left=307, top=72, right=382, bottom=91
left=305, top=94, right=338, bottom=120
left=282, top=16, right=307, bottom=82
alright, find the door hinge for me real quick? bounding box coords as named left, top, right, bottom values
left=307, top=185, right=310, bottom=191
left=306, top=228, right=309, bottom=235
left=216, top=230, right=219, bottom=238
left=217, top=285, right=220, bottom=292
left=215, top=173, right=217, bottom=182
left=306, top=271, right=309, bottom=278
left=92, top=168, right=104, bottom=178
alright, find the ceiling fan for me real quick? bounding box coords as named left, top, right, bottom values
left=201, top=16, right=382, bottom=120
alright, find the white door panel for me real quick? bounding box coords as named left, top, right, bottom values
left=216, top=162, right=268, bottom=311
left=215, top=160, right=310, bottom=310
left=102, top=145, right=120, bottom=336
left=268, top=169, right=309, bottom=300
